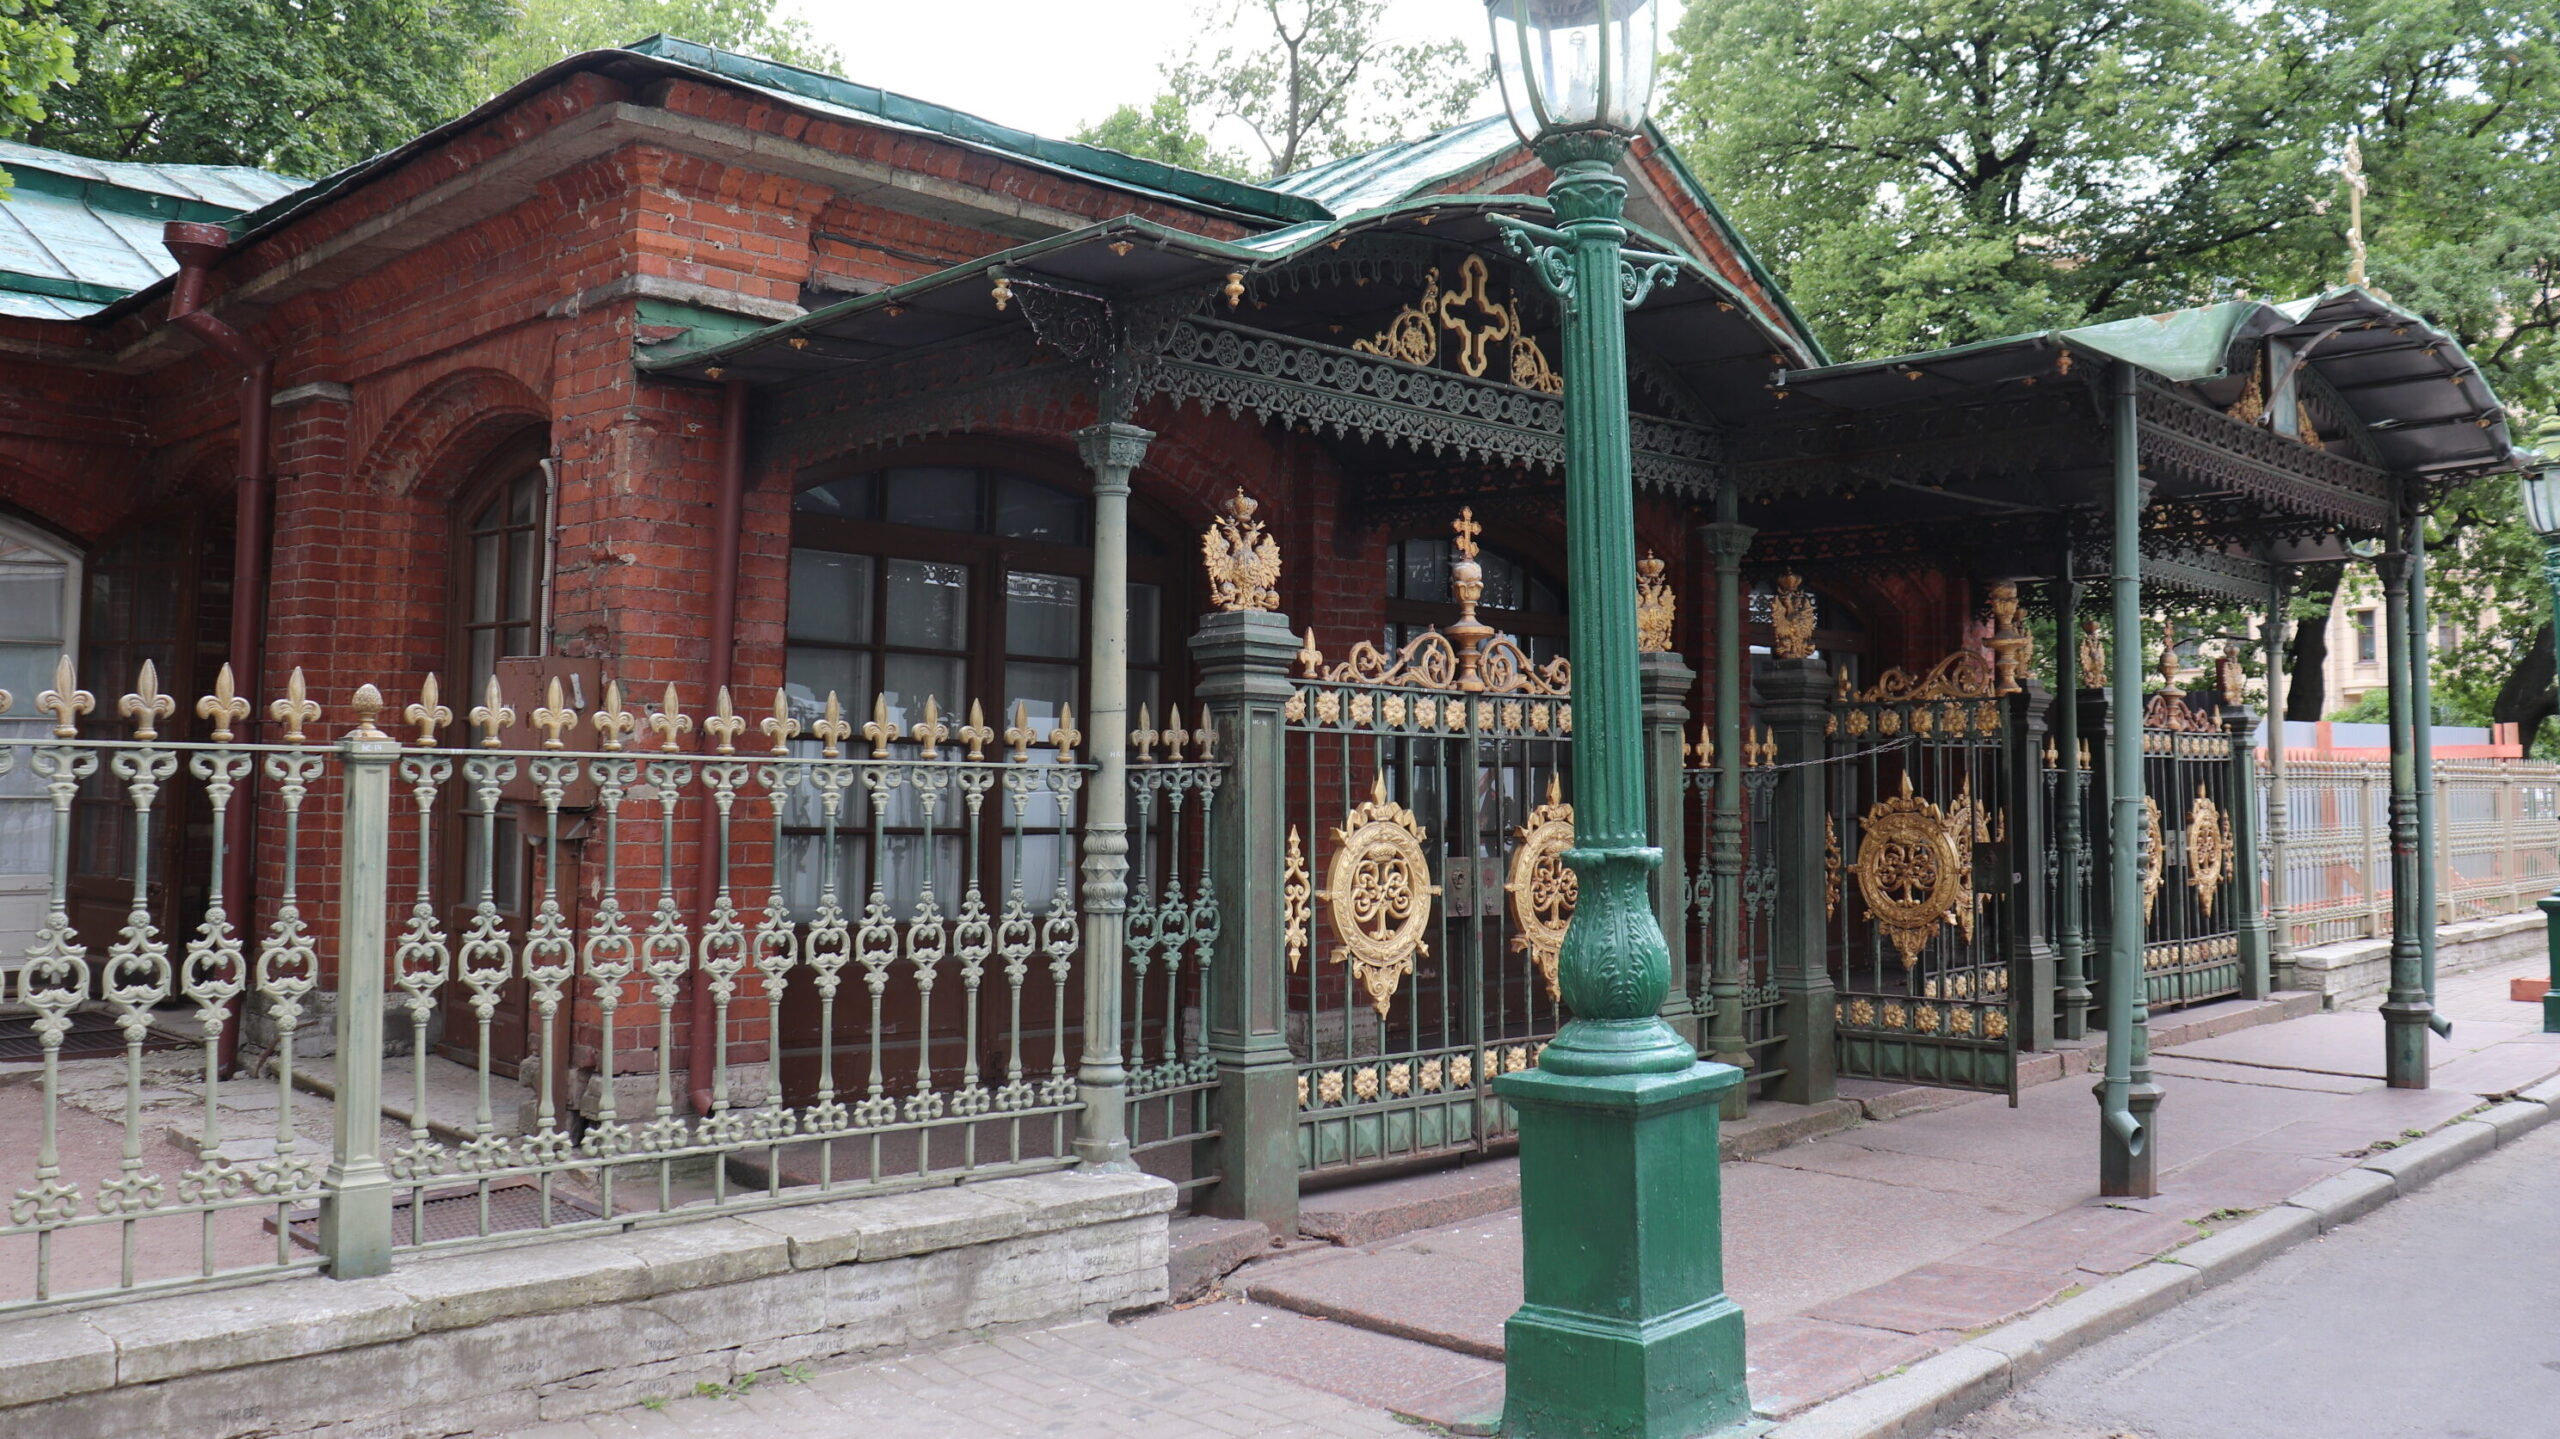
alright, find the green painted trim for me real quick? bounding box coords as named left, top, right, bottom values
left=1, top=163, right=248, bottom=224
left=0, top=269, right=135, bottom=306
left=633, top=296, right=780, bottom=352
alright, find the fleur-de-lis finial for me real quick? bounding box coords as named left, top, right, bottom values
left=1049, top=701, right=1082, bottom=758
left=910, top=694, right=949, bottom=758
left=649, top=683, right=693, bottom=753
left=469, top=675, right=514, bottom=748
left=117, top=659, right=177, bottom=740
left=270, top=667, right=321, bottom=744
left=704, top=686, right=745, bottom=754
left=958, top=699, right=993, bottom=761
left=531, top=676, right=577, bottom=750
left=1162, top=704, right=1190, bottom=762
left=405, top=673, right=453, bottom=747
left=762, top=687, right=801, bottom=755
left=1004, top=701, right=1037, bottom=762
left=1296, top=628, right=1324, bottom=676
left=348, top=683, right=387, bottom=739
left=592, top=679, right=637, bottom=751
left=197, top=662, right=251, bottom=743
left=37, top=654, right=94, bottom=738
left=1130, top=702, right=1158, bottom=763
left=811, top=691, right=849, bottom=759
left=1194, top=714, right=1217, bottom=761
left=860, top=693, right=896, bottom=759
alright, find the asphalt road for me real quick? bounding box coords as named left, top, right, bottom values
left=1934, top=1115, right=2560, bottom=1439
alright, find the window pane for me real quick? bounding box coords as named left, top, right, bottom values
left=0, top=643, right=55, bottom=700
left=1004, top=660, right=1078, bottom=723
left=1479, top=552, right=1523, bottom=611
left=788, top=551, right=874, bottom=645
left=1130, top=583, right=1161, bottom=666
left=510, top=471, right=541, bottom=526
left=472, top=533, right=500, bottom=622
left=882, top=467, right=980, bottom=531
left=469, top=629, right=497, bottom=696
left=1396, top=539, right=1450, bottom=602
left=505, top=532, right=538, bottom=621
left=0, top=569, right=64, bottom=643
left=794, top=473, right=875, bottom=518
left=784, top=645, right=869, bottom=721
left=884, top=653, right=964, bottom=726
left=992, top=475, right=1083, bottom=545
left=1004, top=833, right=1073, bottom=914
left=1005, top=571, right=1081, bottom=659
left=1130, top=668, right=1160, bottom=727
left=884, top=559, right=967, bottom=648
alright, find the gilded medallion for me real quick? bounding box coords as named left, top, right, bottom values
left=1851, top=774, right=1964, bottom=968
left=1506, top=775, right=1577, bottom=1001
left=1326, top=775, right=1439, bottom=1017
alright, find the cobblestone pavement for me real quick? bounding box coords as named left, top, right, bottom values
left=504, top=1320, right=1415, bottom=1439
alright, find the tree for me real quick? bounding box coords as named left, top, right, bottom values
left=1083, top=0, right=1485, bottom=181
left=469, top=0, right=838, bottom=95
left=0, top=0, right=75, bottom=193
left=1074, top=94, right=1242, bottom=177
left=16, top=0, right=512, bottom=176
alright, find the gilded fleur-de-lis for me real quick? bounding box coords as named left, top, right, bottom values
left=592, top=680, right=638, bottom=751
left=270, top=667, right=321, bottom=744
left=117, top=659, right=176, bottom=740
left=1296, top=629, right=1324, bottom=676
left=1004, top=701, right=1037, bottom=763
left=810, top=691, right=849, bottom=759
left=405, top=673, right=453, bottom=747
left=197, top=663, right=251, bottom=743
left=649, top=683, right=692, bottom=753
left=37, top=654, right=94, bottom=737
left=911, top=695, right=949, bottom=758
left=1130, top=703, right=1158, bottom=762
left=1194, top=715, right=1217, bottom=761
left=1163, top=705, right=1190, bottom=761
left=1049, top=702, right=1082, bottom=758
left=761, top=687, right=801, bottom=755
left=469, top=675, right=514, bottom=748
left=704, top=686, right=745, bottom=754
left=530, top=676, right=578, bottom=750
left=860, top=693, right=896, bottom=758
left=349, top=683, right=387, bottom=740
left=957, top=699, right=994, bottom=761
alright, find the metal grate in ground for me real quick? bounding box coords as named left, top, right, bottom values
left=0, top=1010, right=189, bottom=1062
left=280, top=1179, right=606, bottom=1249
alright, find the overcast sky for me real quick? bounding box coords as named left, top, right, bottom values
left=784, top=1, right=1687, bottom=147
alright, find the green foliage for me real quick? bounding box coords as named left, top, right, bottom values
left=468, top=0, right=837, bottom=94
left=1093, top=0, right=1486, bottom=181
left=14, top=0, right=513, bottom=176
left=0, top=0, right=73, bottom=130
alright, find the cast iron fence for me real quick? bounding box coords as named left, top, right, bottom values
left=2273, top=757, right=2560, bottom=948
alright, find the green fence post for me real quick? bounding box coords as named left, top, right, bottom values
left=319, top=688, right=397, bottom=1279
left=2227, top=697, right=2268, bottom=999
left=1641, top=650, right=1702, bottom=1053
left=1194, top=606, right=1301, bottom=1235
left=1761, top=653, right=1836, bottom=1106
left=2008, top=676, right=2056, bottom=1046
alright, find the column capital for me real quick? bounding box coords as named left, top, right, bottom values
left=1075, top=421, right=1154, bottom=477
left=1697, top=521, right=1757, bottom=560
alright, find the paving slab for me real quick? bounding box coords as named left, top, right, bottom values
left=1122, top=1297, right=1504, bottom=1414
left=1958, top=1205, right=2203, bottom=1279
left=1746, top=1317, right=1945, bottom=1419
left=1167, top=1215, right=1270, bottom=1302
left=2159, top=1010, right=2521, bottom=1078
left=2147, top=1054, right=2380, bottom=1093
left=1295, top=1158, right=1516, bottom=1247
left=2426, top=1039, right=2560, bottom=1097
left=1242, top=1245, right=1517, bottom=1359
left=1803, top=1261, right=2074, bottom=1337
left=1751, top=1133, right=2088, bottom=1212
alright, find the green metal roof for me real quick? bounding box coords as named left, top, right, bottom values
left=0, top=141, right=304, bottom=319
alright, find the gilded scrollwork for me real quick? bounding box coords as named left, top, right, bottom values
left=2142, top=794, right=2166, bottom=922
left=1283, top=825, right=1311, bottom=972
left=1844, top=651, right=1997, bottom=705
left=1325, top=775, right=1440, bottom=1017
left=1348, top=254, right=1563, bottom=395
left=1506, top=776, right=1577, bottom=1001
left=1850, top=774, right=1964, bottom=968
left=1824, top=814, right=1842, bottom=921
left=1202, top=488, right=1282, bottom=612
left=2187, top=785, right=2230, bottom=916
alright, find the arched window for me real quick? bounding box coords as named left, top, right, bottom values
left=1382, top=533, right=1567, bottom=664
left=0, top=518, right=81, bottom=960
left=783, top=460, right=1184, bottom=914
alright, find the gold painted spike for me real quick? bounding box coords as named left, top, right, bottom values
left=197, top=662, right=252, bottom=743
left=703, top=685, right=745, bottom=754
left=592, top=680, right=638, bottom=751
left=405, top=672, right=453, bottom=747
left=811, top=691, right=851, bottom=758
left=860, top=692, right=896, bottom=758
left=957, top=699, right=993, bottom=761
left=910, top=694, right=949, bottom=757
left=348, top=683, right=388, bottom=739
left=118, top=659, right=176, bottom=739
left=649, top=683, right=693, bottom=753
left=761, top=686, right=801, bottom=755
left=270, top=667, right=321, bottom=744
left=1130, top=702, right=1157, bottom=763
left=37, top=654, right=94, bottom=737
left=1163, top=704, right=1189, bottom=761
left=1003, top=700, right=1037, bottom=762
left=469, top=674, right=514, bottom=748
left=1049, top=701, right=1082, bottom=758
left=1295, top=628, right=1324, bottom=676
left=532, top=676, right=577, bottom=750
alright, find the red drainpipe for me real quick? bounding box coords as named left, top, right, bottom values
left=689, top=379, right=750, bottom=1116
left=163, top=221, right=273, bottom=1078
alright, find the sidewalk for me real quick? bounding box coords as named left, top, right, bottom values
left=508, top=954, right=2560, bottom=1439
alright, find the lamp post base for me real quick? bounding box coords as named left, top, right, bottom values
left=1497, top=1060, right=1753, bottom=1439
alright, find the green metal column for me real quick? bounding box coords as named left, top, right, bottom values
left=2264, top=565, right=2295, bottom=990
left=1640, top=649, right=1703, bottom=1054
left=2008, top=677, right=2056, bottom=1044
left=1193, top=607, right=1303, bottom=1234
left=1492, top=151, right=1749, bottom=1439
left=2408, top=512, right=2449, bottom=1035
left=2099, top=365, right=2159, bottom=1198
left=2054, top=562, right=2091, bottom=1039
left=1762, top=650, right=1836, bottom=1106
left=319, top=692, right=397, bottom=1278
left=1701, top=507, right=1755, bottom=1113
left=1074, top=421, right=1151, bottom=1169
left=2378, top=491, right=2436, bottom=1086
left=2541, top=529, right=2560, bottom=1033
left=2228, top=694, right=2267, bottom=1000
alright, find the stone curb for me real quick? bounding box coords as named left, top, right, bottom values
left=1768, top=1091, right=2557, bottom=1438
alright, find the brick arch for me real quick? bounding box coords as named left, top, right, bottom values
left=0, top=454, right=115, bottom=544
left=351, top=367, right=551, bottom=500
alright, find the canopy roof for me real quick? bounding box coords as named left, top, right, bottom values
left=0, top=141, right=302, bottom=319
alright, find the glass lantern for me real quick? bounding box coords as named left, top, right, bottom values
left=1486, top=0, right=1661, bottom=146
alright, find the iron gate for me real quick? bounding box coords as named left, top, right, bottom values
left=2137, top=691, right=2243, bottom=1009
left=1824, top=654, right=2023, bottom=1094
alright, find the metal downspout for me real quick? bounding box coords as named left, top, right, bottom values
left=689, top=379, right=751, bottom=1117
left=163, top=221, right=274, bottom=1080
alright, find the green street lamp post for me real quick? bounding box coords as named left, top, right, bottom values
left=2517, top=418, right=2560, bottom=1033
left=1484, top=3, right=1751, bottom=1435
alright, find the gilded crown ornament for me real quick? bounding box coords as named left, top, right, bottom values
left=2077, top=618, right=2106, bottom=687
left=1986, top=581, right=2032, bottom=695
left=1635, top=552, right=1675, bottom=653
left=1770, top=572, right=1816, bottom=659
left=1202, top=488, right=1282, bottom=613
